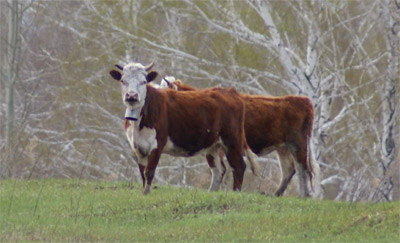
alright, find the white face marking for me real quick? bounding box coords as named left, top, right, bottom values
left=160, top=76, right=177, bottom=89
left=120, top=63, right=148, bottom=110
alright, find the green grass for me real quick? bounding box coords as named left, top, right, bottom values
left=0, top=179, right=399, bottom=242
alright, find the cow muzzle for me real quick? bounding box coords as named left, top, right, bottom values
left=125, top=92, right=139, bottom=103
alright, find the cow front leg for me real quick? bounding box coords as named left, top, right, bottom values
left=135, top=153, right=147, bottom=189
left=218, top=151, right=227, bottom=187
left=143, top=169, right=155, bottom=195
left=138, top=163, right=146, bottom=188
left=143, top=149, right=161, bottom=195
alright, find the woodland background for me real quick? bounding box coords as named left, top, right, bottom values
left=1, top=0, right=399, bottom=202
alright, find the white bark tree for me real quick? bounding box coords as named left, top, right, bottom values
left=1, top=0, right=396, bottom=201
left=150, top=0, right=397, bottom=200
left=1, top=0, right=22, bottom=145
left=1, top=0, right=35, bottom=177
left=373, top=0, right=399, bottom=201
left=158, top=0, right=394, bottom=200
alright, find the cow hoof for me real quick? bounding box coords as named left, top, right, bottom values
left=260, top=192, right=273, bottom=197
left=143, top=186, right=150, bottom=195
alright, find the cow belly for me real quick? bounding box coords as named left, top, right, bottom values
left=163, top=137, right=222, bottom=157
left=258, top=143, right=286, bottom=156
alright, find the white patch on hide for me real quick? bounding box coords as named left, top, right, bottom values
left=149, top=82, right=161, bottom=89
left=160, top=76, right=177, bottom=89
left=130, top=122, right=158, bottom=165
left=125, top=121, right=135, bottom=151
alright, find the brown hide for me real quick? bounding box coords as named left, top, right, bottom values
left=241, top=94, right=314, bottom=154
left=168, top=81, right=313, bottom=157
left=169, top=80, right=315, bottom=196
left=124, top=84, right=249, bottom=193
left=142, top=86, right=246, bottom=156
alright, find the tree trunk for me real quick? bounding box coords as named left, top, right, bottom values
left=4, top=0, right=19, bottom=146
left=377, top=0, right=399, bottom=201
left=5, top=84, right=15, bottom=145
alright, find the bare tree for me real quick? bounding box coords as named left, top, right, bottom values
left=1, top=0, right=396, bottom=201
left=372, top=0, right=399, bottom=201
left=143, top=0, right=397, bottom=200
left=1, top=0, right=22, bottom=146
left=0, top=0, right=35, bottom=177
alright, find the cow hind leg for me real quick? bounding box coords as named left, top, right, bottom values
left=244, top=148, right=261, bottom=177
left=216, top=151, right=227, bottom=189
left=206, top=153, right=225, bottom=192
left=275, top=147, right=296, bottom=196
left=219, top=151, right=227, bottom=183
left=225, top=149, right=246, bottom=191
left=218, top=151, right=227, bottom=189
left=292, top=148, right=311, bottom=197
left=295, top=163, right=310, bottom=197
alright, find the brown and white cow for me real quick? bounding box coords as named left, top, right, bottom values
left=109, top=62, right=259, bottom=194
left=161, top=77, right=321, bottom=197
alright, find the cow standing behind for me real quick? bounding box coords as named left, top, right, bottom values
left=109, top=62, right=259, bottom=194
left=161, top=77, right=321, bottom=198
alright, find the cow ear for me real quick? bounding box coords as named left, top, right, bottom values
left=146, top=71, right=158, bottom=83
left=110, top=70, right=122, bottom=81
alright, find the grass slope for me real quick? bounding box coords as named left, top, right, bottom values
left=0, top=179, right=399, bottom=242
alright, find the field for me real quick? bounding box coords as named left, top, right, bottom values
left=0, top=179, right=399, bottom=242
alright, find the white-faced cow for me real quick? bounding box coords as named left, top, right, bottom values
left=160, top=77, right=321, bottom=197
left=109, top=62, right=259, bottom=194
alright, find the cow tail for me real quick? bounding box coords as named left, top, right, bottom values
left=307, top=135, right=314, bottom=191
left=303, top=98, right=322, bottom=198
left=308, top=134, right=322, bottom=198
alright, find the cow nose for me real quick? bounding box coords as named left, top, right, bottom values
left=125, top=92, right=138, bottom=102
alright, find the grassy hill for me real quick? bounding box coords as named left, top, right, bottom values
left=0, top=179, right=398, bottom=242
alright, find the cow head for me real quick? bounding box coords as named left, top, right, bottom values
left=160, top=76, right=196, bottom=91
left=160, top=76, right=178, bottom=90
left=110, top=61, right=158, bottom=120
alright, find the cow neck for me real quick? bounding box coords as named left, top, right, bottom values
left=139, top=85, right=160, bottom=130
